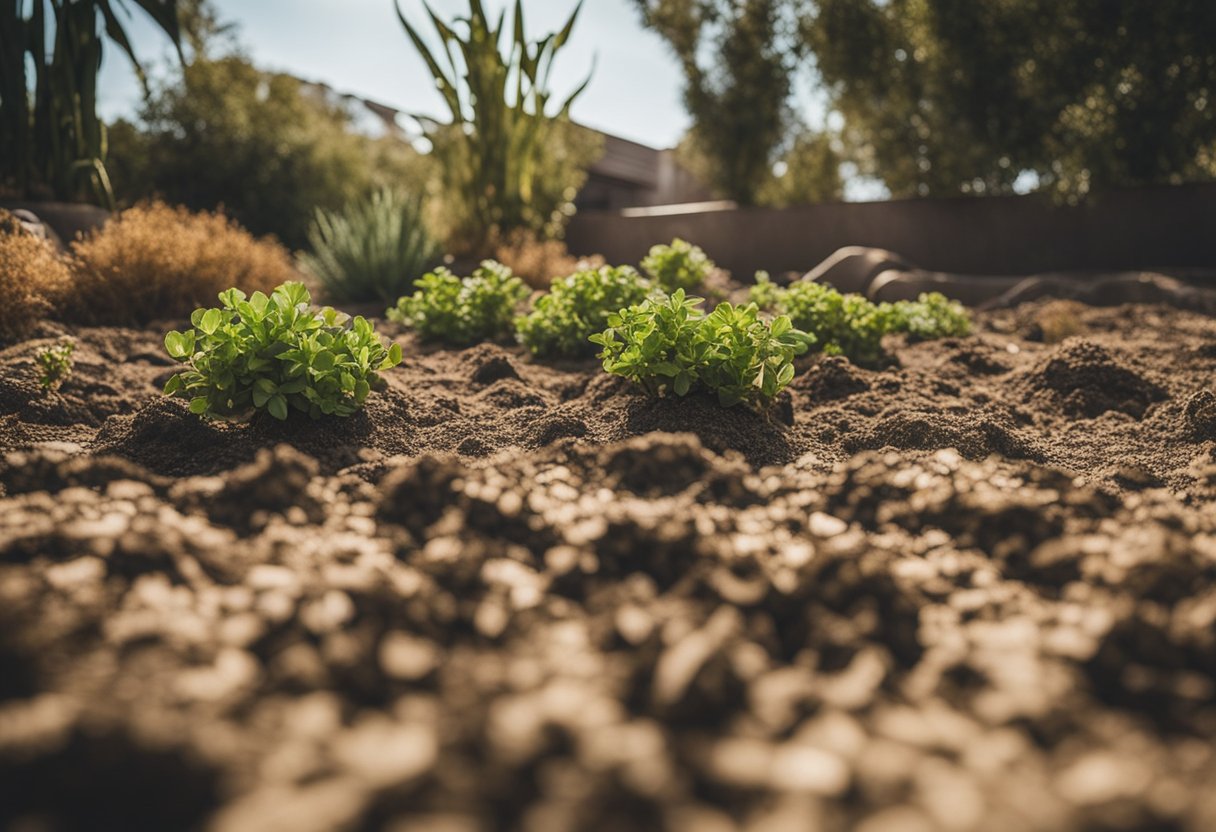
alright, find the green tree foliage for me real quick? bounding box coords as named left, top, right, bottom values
left=396, top=0, right=601, bottom=256
left=758, top=126, right=844, bottom=206
left=634, top=0, right=802, bottom=204
left=106, top=54, right=431, bottom=249
left=805, top=0, right=1216, bottom=198
left=0, top=0, right=182, bottom=205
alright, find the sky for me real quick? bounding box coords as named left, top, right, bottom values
left=98, top=0, right=693, bottom=149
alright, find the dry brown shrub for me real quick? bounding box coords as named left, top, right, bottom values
left=491, top=229, right=604, bottom=290
left=0, top=211, right=73, bottom=344
left=65, top=202, right=302, bottom=325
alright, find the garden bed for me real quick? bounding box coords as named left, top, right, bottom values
left=2, top=297, right=1216, bottom=830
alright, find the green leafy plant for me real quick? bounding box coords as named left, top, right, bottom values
left=750, top=276, right=973, bottom=363
left=889, top=292, right=972, bottom=339
left=300, top=187, right=440, bottom=304
left=590, top=289, right=811, bottom=409
left=387, top=260, right=528, bottom=345
left=750, top=275, right=892, bottom=365
left=36, top=340, right=75, bottom=391
left=641, top=238, right=715, bottom=292
left=516, top=265, right=654, bottom=358
left=163, top=282, right=402, bottom=420
left=396, top=0, right=597, bottom=254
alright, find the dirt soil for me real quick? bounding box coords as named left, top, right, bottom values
left=2, top=299, right=1216, bottom=831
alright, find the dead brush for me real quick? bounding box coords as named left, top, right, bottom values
left=64, top=202, right=301, bottom=326
left=0, top=211, right=73, bottom=344
left=491, top=229, right=604, bottom=290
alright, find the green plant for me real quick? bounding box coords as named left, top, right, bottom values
left=300, top=188, right=440, bottom=304
left=36, top=340, right=75, bottom=391
left=396, top=0, right=599, bottom=255
left=163, top=282, right=402, bottom=420
left=590, top=289, right=811, bottom=409
left=0, top=0, right=182, bottom=205
left=750, top=275, right=892, bottom=365
left=516, top=265, right=654, bottom=358
left=641, top=238, right=715, bottom=292
left=889, top=292, right=972, bottom=339
left=387, top=261, right=528, bottom=345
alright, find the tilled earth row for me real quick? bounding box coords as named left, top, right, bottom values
left=1, top=299, right=1216, bottom=831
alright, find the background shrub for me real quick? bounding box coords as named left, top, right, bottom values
left=65, top=202, right=301, bottom=326
left=299, top=188, right=439, bottom=304
left=641, top=238, right=715, bottom=292
left=387, top=261, right=528, bottom=346
left=0, top=212, right=73, bottom=344
left=107, top=55, right=433, bottom=250
left=516, top=265, right=653, bottom=358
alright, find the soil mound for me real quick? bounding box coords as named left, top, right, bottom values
left=1022, top=338, right=1167, bottom=419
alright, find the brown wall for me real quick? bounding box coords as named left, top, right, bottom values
left=565, top=183, right=1216, bottom=278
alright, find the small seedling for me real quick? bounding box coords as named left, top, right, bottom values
left=516, top=265, right=654, bottom=358
left=164, top=282, right=402, bottom=420
left=590, top=290, right=812, bottom=409
left=36, top=340, right=75, bottom=391
left=387, top=260, right=528, bottom=345
left=641, top=238, right=715, bottom=293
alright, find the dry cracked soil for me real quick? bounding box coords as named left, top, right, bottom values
left=2, top=297, right=1216, bottom=831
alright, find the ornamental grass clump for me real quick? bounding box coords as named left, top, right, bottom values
left=590, top=290, right=812, bottom=409
left=641, top=238, right=715, bottom=292
left=67, top=202, right=300, bottom=326
left=387, top=260, right=528, bottom=345
left=164, top=282, right=402, bottom=421
left=516, top=265, right=654, bottom=358
left=300, top=188, right=440, bottom=304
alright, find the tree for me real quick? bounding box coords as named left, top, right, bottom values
left=634, top=0, right=804, bottom=205
left=758, top=126, right=843, bottom=206
left=804, top=0, right=1216, bottom=199
left=106, top=0, right=432, bottom=249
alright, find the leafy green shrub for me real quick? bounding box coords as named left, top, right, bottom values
left=516, top=265, right=654, bottom=358
left=889, top=292, right=972, bottom=339
left=36, top=340, right=75, bottom=391
left=641, top=238, right=715, bottom=292
left=163, top=282, right=402, bottom=421
left=590, top=290, right=811, bottom=409
left=299, top=188, right=440, bottom=304
left=749, top=275, right=894, bottom=365
left=387, top=261, right=528, bottom=345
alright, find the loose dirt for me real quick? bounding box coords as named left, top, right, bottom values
left=2, top=299, right=1216, bottom=831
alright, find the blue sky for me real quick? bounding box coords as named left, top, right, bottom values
left=98, top=0, right=693, bottom=149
